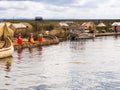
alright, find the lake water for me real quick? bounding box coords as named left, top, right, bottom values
left=0, top=35, right=120, bottom=90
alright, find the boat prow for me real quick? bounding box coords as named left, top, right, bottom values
left=0, top=37, right=14, bottom=59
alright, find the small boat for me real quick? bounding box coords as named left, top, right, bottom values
left=76, top=33, right=95, bottom=40
left=0, top=37, right=14, bottom=58
left=68, top=32, right=95, bottom=40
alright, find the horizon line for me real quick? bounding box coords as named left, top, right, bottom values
left=2, top=18, right=120, bottom=20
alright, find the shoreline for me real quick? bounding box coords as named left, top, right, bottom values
left=4, top=32, right=120, bottom=50
left=14, top=38, right=59, bottom=50
left=14, top=32, right=120, bottom=50
left=95, top=32, right=120, bottom=37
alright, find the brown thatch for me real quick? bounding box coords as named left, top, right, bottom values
left=3, top=23, right=9, bottom=39
left=0, top=22, right=14, bottom=40
left=22, top=22, right=33, bottom=31
left=59, top=22, right=69, bottom=27
left=111, top=22, right=120, bottom=32
left=50, top=28, right=65, bottom=38
left=9, top=23, right=32, bottom=36
left=97, top=22, right=106, bottom=27
left=81, top=22, right=95, bottom=30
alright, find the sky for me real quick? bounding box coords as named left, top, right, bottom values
left=0, top=0, right=120, bottom=19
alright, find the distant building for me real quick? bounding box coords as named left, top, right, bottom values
left=111, top=22, right=120, bottom=32
left=59, top=22, right=69, bottom=30
left=81, top=22, right=95, bottom=30
left=81, top=22, right=96, bottom=33
left=59, top=22, right=69, bottom=27
left=64, top=21, right=74, bottom=24
left=35, top=17, right=43, bottom=21
left=10, top=23, right=28, bottom=36
left=112, top=22, right=120, bottom=26
left=97, top=22, right=106, bottom=27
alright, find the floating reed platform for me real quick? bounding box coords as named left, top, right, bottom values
left=14, top=38, right=59, bottom=50
left=95, top=32, right=120, bottom=37
left=1, top=32, right=120, bottom=50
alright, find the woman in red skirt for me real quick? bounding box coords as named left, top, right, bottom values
left=38, top=33, right=43, bottom=42
left=17, top=33, right=23, bottom=44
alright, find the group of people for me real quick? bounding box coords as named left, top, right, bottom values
left=17, top=33, right=43, bottom=45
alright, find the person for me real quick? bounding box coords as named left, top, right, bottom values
left=28, top=33, right=34, bottom=43
left=37, top=33, right=43, bottom=42
left=16, top=33, right=22, bottom=44
left=114, top=26, right=118, bottom=33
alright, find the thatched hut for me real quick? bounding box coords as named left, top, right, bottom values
left=97, top=22, right=106, bottom=27
left=9, top=23, right=32, bottom=37
left=22, top=22, right=33, bottom=31
left=97, top=22, right=106, bottom=32
left=59, top=22, right=69, bottom=27
left=81, top=22, right=95, bottom=29
left=50, top=27, right=66, bottom=38
left=111, top=22, right=120, bottom=32
left=59, top=22, right=69, bottom=30
left=81, top=22, right=96, bottom=33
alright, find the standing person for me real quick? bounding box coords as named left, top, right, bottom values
left=37, top=33, right=43, bottom=42
left=28, top=33, right=34, bottom=43
left=17, top=33, right=22, bottom=44
left=114, top=26, right=118, bottom=33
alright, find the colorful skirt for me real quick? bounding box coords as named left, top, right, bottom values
left=17, top=39, right=22, bottom=44
left=38, top=37, right=43, bottom=42
left=30, top=38, right=34, bottom=43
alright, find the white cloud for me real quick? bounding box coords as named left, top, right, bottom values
left=0, top=0, right=120, bottom=19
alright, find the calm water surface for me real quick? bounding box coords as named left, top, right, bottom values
left=0, top=36, right=120, bottom=90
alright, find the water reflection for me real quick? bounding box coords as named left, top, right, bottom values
left=70, top=40, right=86, bottom=50
left=28, top=48, right=34, bottom=58
left=28, top=47, right=34, bottom=53
left=17, top=49, right=23, bottom=60
left=114, top=34, right=119, bottom=39
left=37, top=46, right=42, bottom=55
left=0, top=56, right=13, bottom=72
left=0, top=57, right=13, bottom=87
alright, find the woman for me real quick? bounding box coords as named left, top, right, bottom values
left=37, top=33, right=43, bottom=42
left=17, top=33, right=22, bottom=44
left=28, top=33, right=34, bottom=43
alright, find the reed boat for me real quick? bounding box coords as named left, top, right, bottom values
left=0, top=37, right=14, bottom=59
left=68, top=32, right=95, bottom=40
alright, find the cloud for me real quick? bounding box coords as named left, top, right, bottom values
left=0, top=1, right=28, bottom=10
left=34, top=0, right=76, bottom=6
left=0, top=7, right=7, bottom=10
left=0, top=0, right=120, bottom=19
